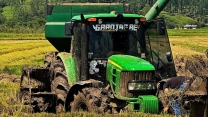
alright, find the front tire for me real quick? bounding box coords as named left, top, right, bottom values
left=70, top=87, right=111, bottom=114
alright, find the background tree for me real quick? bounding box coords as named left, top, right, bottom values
left=0, top=0, right=207, bottom=32
left=126, top=0, right=145, bottom=14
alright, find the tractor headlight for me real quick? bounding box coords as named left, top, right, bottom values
left=128, top=83, right=142, bottom=90
left=128, top=80, right=156, bottom=92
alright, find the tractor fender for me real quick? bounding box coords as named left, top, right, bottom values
left=64, top=79, right=104, bottom=112
left=57, top=52, right=76, bottom=86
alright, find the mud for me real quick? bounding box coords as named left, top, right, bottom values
left=174, top=57, right=187, bottom=76
left=0, top=56, right=203, bottom=83
left=70, top=87, right=111, bottom=113
left=0, top=56, right=207, bottom=115
left=0, top=73, right=20, bottom=82
left=159, top=57, right=208, bottom=116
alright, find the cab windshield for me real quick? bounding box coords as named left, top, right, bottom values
left=87, top=22, right=141, bottom=59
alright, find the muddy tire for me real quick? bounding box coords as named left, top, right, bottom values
left=70, top=87, right=111, bottom=114
left=44, top=52, right=57, bottom=67
left=19, top=90, right=30, bottom=105
left=51, top=58, right=70, bottom=113
left=44, top=52, right=70, bottom=113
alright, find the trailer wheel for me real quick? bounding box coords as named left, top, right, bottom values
left=70, top=87, right=111, bottom=113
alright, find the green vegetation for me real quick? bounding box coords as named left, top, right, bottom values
left=2, top=6, right=12, bottom=20
left=168, top=29, right=208, bottom=37
left=168, top=29, right=208, bottom=58
left=0, top=33, right=44, bottom=39
left=0, top=0, right=207, bottom=33
left=159, top=11, right=198, bottom=29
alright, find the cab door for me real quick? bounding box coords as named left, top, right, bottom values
left=145, top=18, right=177, bottom=79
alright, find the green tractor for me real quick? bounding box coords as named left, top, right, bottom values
left=20, top=0, right=177, bottom=114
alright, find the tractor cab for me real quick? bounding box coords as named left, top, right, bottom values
left=67, top=13, right=176, bottom=82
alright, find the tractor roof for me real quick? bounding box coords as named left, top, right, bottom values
left=71, top=13, right=145, bottom=21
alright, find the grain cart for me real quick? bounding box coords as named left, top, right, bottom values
left=19, top=0, right=177, bottom=114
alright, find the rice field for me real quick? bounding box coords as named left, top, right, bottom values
left=0, top=40, right=57, bottom=75
left=0, top=29, right=207, bottom=116
left=1, top=29, right=208, bottom=75
left=0, top=33, right=45, bottom=40
left=170, top=36, right=207, bottom=57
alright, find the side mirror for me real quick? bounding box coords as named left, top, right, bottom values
left=166, top=52, right=172, bottom=62
left=65, top=22, right=74, bottom=36
left=157, top=22, right=166, bottom=35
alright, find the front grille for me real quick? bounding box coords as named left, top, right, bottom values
left=120, top=71, right=154, bottom=97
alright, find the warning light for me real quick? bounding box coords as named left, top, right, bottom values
left=140, top=18, right=146, bottom=22
left=87, top=18, right=97, bottom=22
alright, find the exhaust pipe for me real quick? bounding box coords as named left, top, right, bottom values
left=145, top=0, right=171, bottom=20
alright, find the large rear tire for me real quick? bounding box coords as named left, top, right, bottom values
left=51, top=58, right=70, bottom=113
left=70, top=87, right=111, bottom=114
left=44, top=52, right=57, bottom=67
left=44, top=52, right=70, bottom=113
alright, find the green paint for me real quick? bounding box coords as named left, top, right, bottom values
left=145, top=0, right=171, bottom=20
left=45, top=3, right=124, bottom=38
left=45, top=22, right=71, bottom=38
left=106, top=55, right=155, bottom=100
left=47, top=4, right=124, bottom=22
left=127, top=95, right=158, bottom=113
left=138, top=95, right=159, bottom=113
left=43, top=1, right=167, bottom=114
left=45, top=3, right=125, bottom=52
left=57, top=52, right=77, bottom=86
left=108, top=55, right=155, bottom=71
left=71, top=13, right=145, bottom=21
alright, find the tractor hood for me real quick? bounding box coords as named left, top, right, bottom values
left=108, top=55, right=155, bottom=71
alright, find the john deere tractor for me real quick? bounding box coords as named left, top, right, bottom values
left=20, top=0, right=177, bottom=114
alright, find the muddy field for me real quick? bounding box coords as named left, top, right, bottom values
left=0, top=73, right=20, bottom=82
left=0, top=56, right=202, bottom=82
left=1, top=54, right=206, bottom=112
left=0, top=55, right=207, bottom=116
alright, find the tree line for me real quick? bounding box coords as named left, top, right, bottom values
left=0, top=0, right=207, bottom=33
left=128, top=0, right=208, bottom=23
left=165, top=0, right=208, bottom=23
